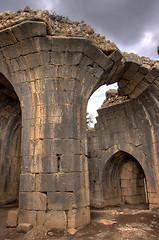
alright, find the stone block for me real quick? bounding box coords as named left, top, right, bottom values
left=50, top=51, right=83, bottom=65
left=118, top=79, right=129, bottom=88
left=18, top=210, right=37, bottom=225
left=123, top=53, right=142, bottom=65
left=0, top=28, right=17, bottom=47
left=19, top=173, right=35, bottom=191
left=129, top=86, right=143, bottom=98
left=68, top=207, right=90, bottom=228
left=36, top=173, right=81, bottom=192
left=15, top=38, right=37, bottom=56
left=121, top=179, right=136, bottom=188
left=51, top=37, right=88, bottom=53
left=24, top=52, right=49, bottom=69
left=51, top=37, right=68, bottom=52
left=122, top=187, right=136, bottom=196
left=67, top=228, right=77, bottom=235
left=27, top=65, right=57, bottom=81
left=109, top=50, right=123, bottom=62
left=123, top=82, right=135, bottom=95
left=139, top=64, right=151, bottom=75
left=9, top=58, right=20, bottom=72
left=31, top=154, right=58, bottom=173
left=144, top=72, right=155, bottom=83
left=0, top=62, right=11, bottom=79
left=53, top=121, right=79, bottom=139
left=148, top=193, right=159, bottom=204
left=137, top=80, right=149, bottom=92
left=17, top=223, right=33, bottom=233
left=132, top=71, right=144, bottom=84
left=37, top=210, right=67, bottom=229
left=65, top=37, right=88, bottom=52
left=74, top=188, right=90, bottom=208
left=16, top=35, right=51, bottom=56
left=12, top=21, right=47, bottom=41
left=0, top=50, right=5, bottom=62
left=17, top=56, right=28, bottom=71
left=124, top=195, right=144, bottom=204
left=47, top=192, right=75, bottom=210
left=60, top=154, right=82, bottom=172
left=19, top=192, right=46, bottom=211
left=53, top=139, right=81, bottom=155
left=151, top=64, right=159, bottom=78
left=122, top=62, right=140, bottom=80
left=2, top=45, right=19, bottom=60
left=83, top=40, right=110, bottom=69
left=57, top=65, right=78, bottom=78
left=35, top=36, right=52, bottom=52
left=6, top=209, right=18, bottom=227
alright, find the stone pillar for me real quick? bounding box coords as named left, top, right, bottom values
left=0, top=21, right=113, bottom=229
left=18, top=36, right=113, bottom=229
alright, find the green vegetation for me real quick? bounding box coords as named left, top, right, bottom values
left=49, top=11, right=67, bottom=21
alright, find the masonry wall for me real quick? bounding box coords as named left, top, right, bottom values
left=88, top=79, right=159, bottom=209
left=0, top=20, right=120, bottom=228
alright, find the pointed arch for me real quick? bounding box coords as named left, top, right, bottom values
left=102, top=151, right=148, bottom=207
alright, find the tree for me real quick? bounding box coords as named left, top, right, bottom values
left=86, top=112, right=93, bottom=128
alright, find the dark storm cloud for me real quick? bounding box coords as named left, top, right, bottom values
left=52, top=0, right=159, bottom=46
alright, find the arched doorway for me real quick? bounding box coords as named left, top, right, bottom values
left=0, top=73, right=21, bottom=206
left=102, top=151, right=148, bottom=207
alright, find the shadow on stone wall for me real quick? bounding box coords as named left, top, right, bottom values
left=0, top=73, right=21, bottom=205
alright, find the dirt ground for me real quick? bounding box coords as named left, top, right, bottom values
left=1, top=204, right=159, bottom=240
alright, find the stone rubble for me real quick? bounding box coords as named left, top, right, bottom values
left=0, top=6, right=118, bottom=54
left=100, top=89, right=129, bottom=108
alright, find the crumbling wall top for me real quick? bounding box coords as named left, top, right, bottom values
left=1, top=7, right=159, bottom=100
left=99, top=89, right=129, bottom=109
left=0, top=6, right=118, bottom=54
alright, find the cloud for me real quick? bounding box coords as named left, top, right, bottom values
left=45, top=0, right=159, bottom=48
left=124, top=30, right=159, bottom=60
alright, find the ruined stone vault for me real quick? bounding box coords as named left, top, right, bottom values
left=0, top=8, right=159, bottom=229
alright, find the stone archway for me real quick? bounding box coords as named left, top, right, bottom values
left=0, top=73, right=21, bottom=206
left=102, top=151, right=148, bottom=207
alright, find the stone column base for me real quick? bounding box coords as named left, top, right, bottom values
left=18, top=207, right=90, bottom=229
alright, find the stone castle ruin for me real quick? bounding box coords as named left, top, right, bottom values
left=0, top=7, right=159, bottom=229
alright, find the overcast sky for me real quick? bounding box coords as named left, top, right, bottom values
left=1, top=0, right=159, bottom=125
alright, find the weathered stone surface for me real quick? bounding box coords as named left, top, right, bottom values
left=11, top=21, right=47, bottom=41
left=6, top=209, right=18, bottom=227
left=67, top=228, right=77, bottom=235
left=17, top=223, right=33, bottom=233
left=20, top=173, right=35, bottom=191
left=47, top=192, right=75, bottom=210
left=18, top=210, right=37, bottom=225
left=68, top=207, right=90, bottom=228
left=35, top=173, right=81, bottom=192
left=37, top=210, right=67, bottom=229
left=0, top=28, right=17, bottom=47
left=19, top=192, right=46, bottom=210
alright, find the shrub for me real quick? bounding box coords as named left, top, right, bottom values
left=49, top=11, right=66, bottom=21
